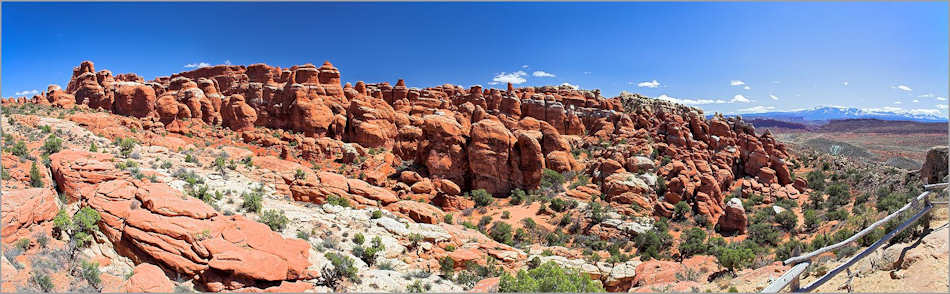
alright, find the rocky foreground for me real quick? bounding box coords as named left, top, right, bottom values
left=1, top=61, right=945, bottom=292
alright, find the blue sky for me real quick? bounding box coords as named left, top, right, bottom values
left=3, top=2, right=947, bottom=116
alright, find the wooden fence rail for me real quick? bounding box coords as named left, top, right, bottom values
left=762, top=182, right=946, bottom=293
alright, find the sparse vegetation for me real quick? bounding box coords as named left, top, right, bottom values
left=258, top=209, right=289, bottom=231
left=498, top=261, right=604, bottom=292
left=470, top=189, right=494, bottom=207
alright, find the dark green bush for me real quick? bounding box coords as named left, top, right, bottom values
left=258, top=209, right=289, bottom=231
left=498, top=261, right=604, bottom=292
left=471, top=189, right=494, bottom=207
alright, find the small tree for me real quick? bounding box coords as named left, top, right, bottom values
left=489, top=222, right=514, bottom=245
left=258, top=209, right=289, bottom=231
left=319, top=252, right=359, bottom=290
left=673, top=201, right=691, bottom=222
left=678, top=228, right=708, bottom=259
left=715, top=245, right=755, bottom=273
left=30, top=161, right=44, bottom=187
left=775, top=210, right=798, bottom=231
left=498, top=261, right=604, bottom=292
left=470, top=189, right=494, bottom=207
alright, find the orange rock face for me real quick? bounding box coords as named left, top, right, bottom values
left=49, top=150, right=313, bottom=291
left=1, top=188, right=59, bottom=242
left=121, top=263, right=175, bottom=293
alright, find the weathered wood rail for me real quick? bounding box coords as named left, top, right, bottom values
left=762, top=182, right=948, bottom=293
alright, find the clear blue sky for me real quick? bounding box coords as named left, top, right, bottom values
left=3, top=2, right=947, bottom=116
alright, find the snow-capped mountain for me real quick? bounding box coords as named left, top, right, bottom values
left=720, top=106, right=948, bottom=123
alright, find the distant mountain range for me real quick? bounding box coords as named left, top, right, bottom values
left=714, top=106, right=948, bottom=123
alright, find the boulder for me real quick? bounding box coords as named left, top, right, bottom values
left=719, top=197, right=747, bottom=234
left=121, top=263, right=175, bottom=293
left=920, top=146, right=948, bottom=184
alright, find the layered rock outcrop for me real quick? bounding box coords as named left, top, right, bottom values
left=49, top=150, right=313, bottom=291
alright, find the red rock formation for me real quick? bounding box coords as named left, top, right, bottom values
left=1, top=188, right=59, bottom=242
left=49, top=150, right=314, bottom=291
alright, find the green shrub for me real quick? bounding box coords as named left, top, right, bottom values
left=326, top=194, right=351, bottom=208
left=655, top=176, right=667, bottom=197
left=509, top=188, right=527, bottom=205
left=443, top=213, right=454, bottom=224
left=35, top=234, right=49, bottom=248
left=80, top=260, right=101, bottom=288
left=549, top=198, right=576, bottom=212
left=540, top=169, right=566, bottom=197
left=498, top=261, right=604, bottom=292
left=806, top=170, right=825, bottom=191
left=803, top=209, right=821, bottom=231
left=294, top=168, right=306, bottom=180
left=489, top=222, right=514, bottom=245
left=634, top=228, right=672, bottom=261
left=41, top=135, right=63, bottom=155
left=714, top=244, right=755, bottom=272
left=478, top=216, right=493, bottom=228
left=775, top=210, right=798, bottom=231
left=353, top=236, right=385, bottom=266
left=826, top=209, right=848, bottom=221
left=29, top=161, right=44, bottom=187
left=8, top=140, right=28, bottom=157
left=117, top=137, right=137, bottom=158
left=679, top=228, right=707, bottom=258
left=824, top=183, right=851, bottom=209
left=15, top=238, right=30, bottom=250
left=568, top=173, right=590, bottom=190
left=320, top=252, right=359, bottom=290
left=353, top=233, right=365, bottom=245
left=439, top=256, right=455, bottom=275
left=241, top=191, right=263, bottom=213
left=471, top=189, right=494, bottom=207
left=296, top=229, right=311, bottom=240
left=89, top=142, right=98, bottom=152
left=673, top=201, right=691, bottom=221
left=406, top=280, right=430, bottom=293
left=775, top=239, right=804, bottom=262
left=258, top=209, right=289, bottom=231
left=31, top=270, right=54, bottom=292
left=748, top=222, right=780, bottom=246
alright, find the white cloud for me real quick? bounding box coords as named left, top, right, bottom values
left=560, top=82, right=579, bottom=90
left=487, top=82, right=500, bottom=85
left=894, top=101, right=903, bottom=105
left=768, top=94, right=779, bottom=100
left=730, top=94, right=751, bottom=103
left=532, top=71, right=556, bottom=78
left=521, top=65, right=529, bottom=69
left=15, top=89, right=39, bottom=96
left=842, top=81, right=849, bottom=86
left=636, top=80, right=661, bottom=88
left=655, top=94, right=726, bottom=105
left=737, top=106, right=775, bottom=113
left=913, top=99, right=920, bottom=103
left=919, top=93, right=934, bottom=98
left=743, top=85, right=751, bottom=90
left=184, top=62, right=211, bottom=68
left=492, top=71, right=527, bottom=84
left=937, top=104, right=948, bottom=109
left=730, top=80, right=746, bottom=86
left=583, top=71, right=591, bottom=75
left=893, top=84, right=912, bottom=92
left=937, top=97, right=948, bottom=101
left=770, top=81, right=781, bottom=84
left=224, top=60, right=232, bottom=65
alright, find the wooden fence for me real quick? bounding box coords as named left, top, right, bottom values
left=762, top=182, right=948, bottom=293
